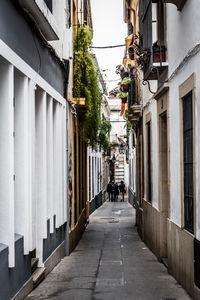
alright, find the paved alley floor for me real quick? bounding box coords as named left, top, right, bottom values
left=26, top=200, right=191, bottom=300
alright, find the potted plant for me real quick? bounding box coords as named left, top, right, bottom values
left=118, top=91, right=128, bottom=103
left=115, top=64, right=129, bottom=79
left=120, top=77, right=132, bottom=92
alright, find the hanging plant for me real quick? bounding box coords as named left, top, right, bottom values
left=73, top=25, right=101, bottom=147
left=118, top=91, right=128, bottom=103
left=120, top=77, right=132, bottom=92
left=115, top=64, right=129, bottom=79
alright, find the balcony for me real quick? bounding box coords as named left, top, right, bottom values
left=128, top=69, right=135, bottom=109
left=128, top=104, right=142, bottom=125
left=143, top=44, right=168, bottom=81
left=73, top=98, right=86, bottom=112
left=73, top=98, right=86, bottom=105
left=18, top=0, right=59, bottom=41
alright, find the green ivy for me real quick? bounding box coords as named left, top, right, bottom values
left=98, top=120, right=111, bottom=153
left=73, top=26, right=101, bottom=147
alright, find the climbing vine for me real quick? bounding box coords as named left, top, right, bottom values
left=73, top=25, right=101, bottom=147
left=99, top=120, right=111, bottom=153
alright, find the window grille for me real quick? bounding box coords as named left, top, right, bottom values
left=89, top=156, right=91, bottom=201
left=183, top=92, right=194, bottom=233
left=74, top=132, right=77, bottom=223
left=146, top=121, right=152, bottom=203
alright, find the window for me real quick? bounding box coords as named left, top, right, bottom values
left=92, top=157, right=94, bottom=199
left=74, top=132, right=77, bottom=224
left=183, top=92, right=194, bottom=233
left=89, top=156, right=91, bottom=201
left=78, top=136, right=81, bottom=214
left=44, top=0, right=52, bottom=12
left=67, top=0, right=72, bottom=28
left=82, top=142, right=85, bottom=209
left=146, top=121, right=152, bottom=203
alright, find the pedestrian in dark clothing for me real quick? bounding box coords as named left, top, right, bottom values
left=108, top=180, right=115, bottom=202
left=107, top=181, right=112, bottom=201
left=110, top=180, right=116, bottom=202
left=119, top=181, right=126, bottom=201
left=115, top=183, right=119, bottom=202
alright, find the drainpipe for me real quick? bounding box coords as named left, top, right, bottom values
left=63, top=59, right=70, bottom=256
left=125, top=1, right=138, bottom=104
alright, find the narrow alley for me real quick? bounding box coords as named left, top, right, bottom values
left=26, top=200, right=191, bottom=300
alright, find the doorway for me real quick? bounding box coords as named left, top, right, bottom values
left=159, top=112, right=169, bottom=261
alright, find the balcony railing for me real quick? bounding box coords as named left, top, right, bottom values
left=128, top=69, right=135, bottom=110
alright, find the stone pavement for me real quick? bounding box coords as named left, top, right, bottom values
left=26, top=200, right=191, bottom=300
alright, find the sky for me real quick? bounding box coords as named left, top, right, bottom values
left=90, top=0, right=127, bottom=92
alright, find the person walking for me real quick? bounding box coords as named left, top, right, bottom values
left=110, top=180, right=116, bottom=202
left=107, top=180, right=112, bottom=201
left=114, top=183, right=119, bottom=202
left=119, top=181, right=126, bottom=202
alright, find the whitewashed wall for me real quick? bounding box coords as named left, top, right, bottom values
left=108, top=97, right=128, bottom=186
left=167, top=2, right=200, bottom=235
left=0, top=40, right=67, bottom=267
left=87, top=147, right=102, bottom=202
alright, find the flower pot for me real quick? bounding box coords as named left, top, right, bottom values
left=120, top=83, right=130, bottom=92
left=121, top=97, right=127, bottom=104
left=120, top=71, right=129, bottom=79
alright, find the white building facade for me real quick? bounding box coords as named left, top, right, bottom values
left=136, top=0, right=200, bottom=298
left=0, top=1, right=72, bottom=299
left=108, top=96, right=129, bottom=190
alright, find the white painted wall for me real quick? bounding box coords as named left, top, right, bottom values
left=50, top=0, right=73, bottom=60
left=167, top=1, right=199, bottom=77
left=108, top=97, right=128, bottom=187
left=14, top=72, right=30, bottom=255
left=0, top=60, right=15, bottom=267
left=108, top=98, right=126, bottom=144
left=0, top=40, right=68, bottom=266
left=88, top=147, right=102, bottom=202
left=167, top=2, right=200, bottom=234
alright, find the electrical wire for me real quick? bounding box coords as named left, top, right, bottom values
left=105, top=78, right=121, bottom=82
left=90, top=44, right=126, bottom=49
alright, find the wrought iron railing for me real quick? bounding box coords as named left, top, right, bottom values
left=128, top=68, right=135, bottom=109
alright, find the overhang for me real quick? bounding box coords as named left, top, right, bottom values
left=18, top=0, right=59, bottom=41
left=163, top=0, right=187, bottom=10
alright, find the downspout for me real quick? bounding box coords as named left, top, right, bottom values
left=63, top=59, right=70, bottom=256
left=125, top=1, right=138, bottom=104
